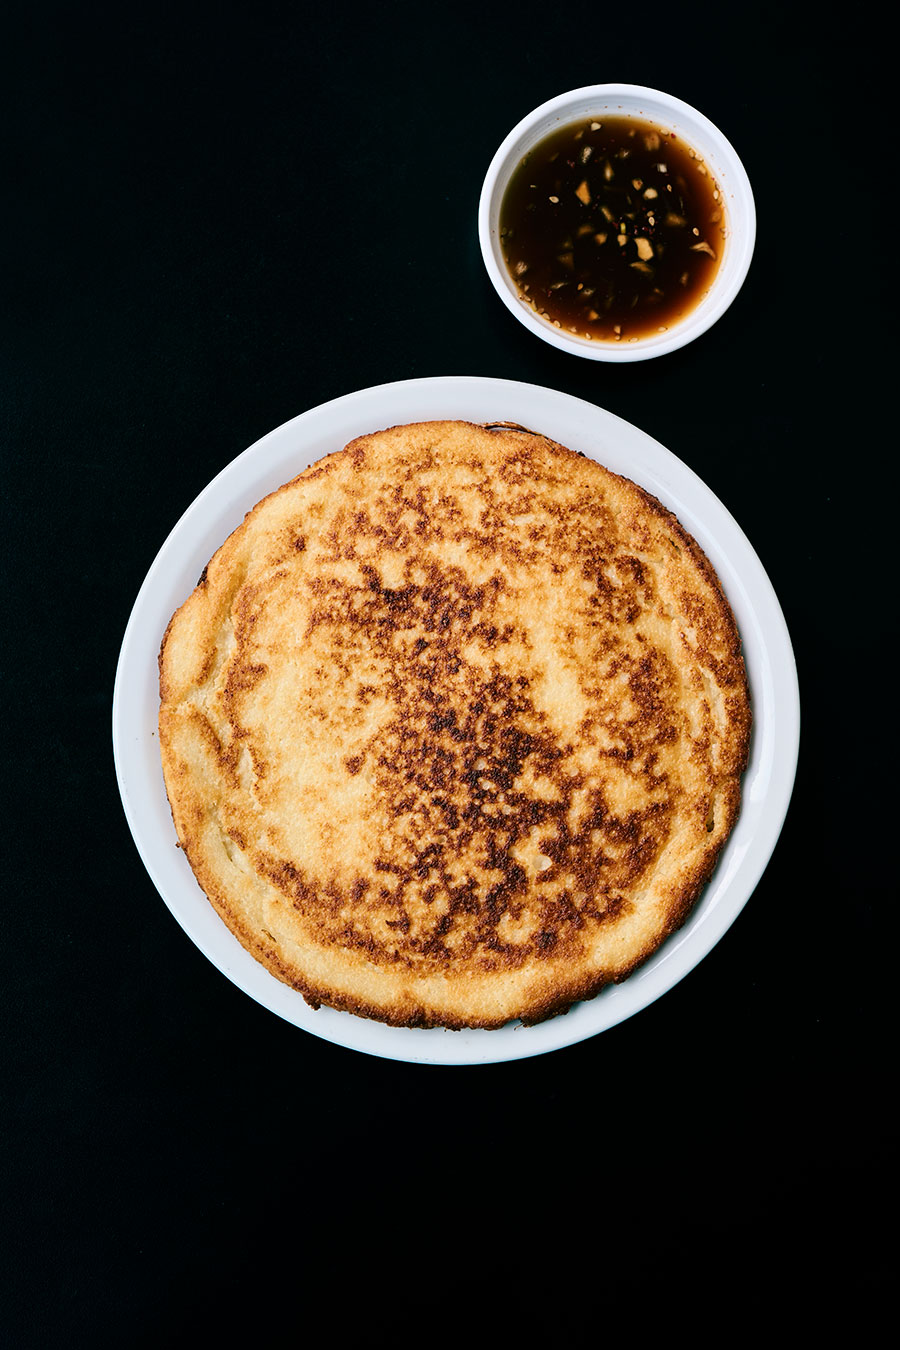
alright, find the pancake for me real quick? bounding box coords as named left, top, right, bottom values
left=158, top=420, right=751, bottom=1029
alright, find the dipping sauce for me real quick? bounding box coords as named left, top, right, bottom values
left=499, top=116, right=726, bottom=344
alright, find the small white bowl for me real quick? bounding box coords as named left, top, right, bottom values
left=478, top=84, right=756, bottom=362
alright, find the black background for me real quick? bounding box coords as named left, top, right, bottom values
left=3, top=3, right=889, bottom=1343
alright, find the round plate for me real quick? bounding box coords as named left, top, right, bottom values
left=112, top=376, right=799, bottom=1065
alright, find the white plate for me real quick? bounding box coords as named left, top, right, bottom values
left=112, top=376, right=799, bottom=1066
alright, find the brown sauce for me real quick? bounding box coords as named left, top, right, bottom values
left=499, top=116, right=726, bottom=344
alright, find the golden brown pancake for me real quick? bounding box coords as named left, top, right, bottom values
left=158, top=421, right=750, bottom=1029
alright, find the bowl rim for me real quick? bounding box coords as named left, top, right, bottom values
left=477, top=83, right=756, bottom=362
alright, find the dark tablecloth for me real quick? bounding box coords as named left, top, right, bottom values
left=2, top=3, right=887, bottom=1341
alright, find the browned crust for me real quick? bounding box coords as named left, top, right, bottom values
left=158, top=420, right=751, bottom=1030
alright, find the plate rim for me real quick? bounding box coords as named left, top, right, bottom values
left=112, top=375, right=800, bottom=1066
